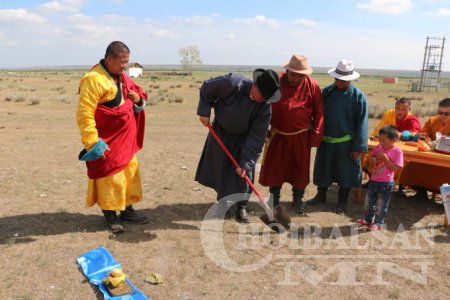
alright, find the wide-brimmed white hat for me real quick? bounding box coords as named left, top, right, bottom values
left=328, top=59, right=360, bottom=81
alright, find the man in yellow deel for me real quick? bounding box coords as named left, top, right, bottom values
left=77, top=41, right=148, bottom=233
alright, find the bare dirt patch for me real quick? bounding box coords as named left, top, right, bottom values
left=0, top=70, right=448, bottom=299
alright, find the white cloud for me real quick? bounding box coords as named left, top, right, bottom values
left=185, top=15, right=215, bottom=25
left=148, top=28, right=178, bottom=38
left=292, top=29, right=309, bottom=37
left=293, top=18, right=317, bottom=27
left=224, top=32, right=236, bottom=39
left=170, top=15, right=216, bottom=26
left=357, top=0, right=413, bottom=15
left=102, top=14, right=136, bottom=23
left=438, top=7, right=450, bottom=15
left=237, top=15, right=280, bottom=28
left=0, top=8, right=45, bottom=24
left=39, top=0, right=87, bottom=14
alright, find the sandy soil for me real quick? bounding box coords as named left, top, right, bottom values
left=0, top=70, right=448, bottom=300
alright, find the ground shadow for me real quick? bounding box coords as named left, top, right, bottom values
left=298, top=185, right=445, bottom=232
left=0, top=202, right=214, bottom=245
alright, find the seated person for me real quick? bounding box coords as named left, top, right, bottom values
left=400, top=98, right=450, bottom=200
left=362, top=98, right=421, bottom=191
left=371, top=97, right=421, bottom=140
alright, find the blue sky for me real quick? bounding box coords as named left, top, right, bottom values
left=1, top=0, right=450, bottom=70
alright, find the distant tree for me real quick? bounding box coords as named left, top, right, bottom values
left=178, top=45, right=203, bottom=76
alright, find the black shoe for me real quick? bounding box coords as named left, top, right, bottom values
left=333, top=207, right=345, bottom=215
left=408, top=188, right=429, bottom=202
left=396, top=185, right=408, bottom=198
left=334, top=187, right=350, bottom=215
left=292, top=200, right=305, bottom=215
left=102, top=210, right=124, bottom=234
left=307, top=190, right=327, bottom=205
left=235, top=206, right=250, bottom=224
left=119, top=205, right=149, bottom=224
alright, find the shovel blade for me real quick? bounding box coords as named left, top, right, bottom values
left=259, top=206, right=291, bottom=233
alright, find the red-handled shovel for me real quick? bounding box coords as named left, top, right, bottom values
left=207, top=124, right=291, bottom=232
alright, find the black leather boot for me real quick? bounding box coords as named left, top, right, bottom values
left=235, top=201, right=250, bottom=224
left=119, top=205, right=149, bottom=224
left=102, top=210, right=124, bottom=234
left=292, top=187, right=305, bottom=214
left=334, top=187, right=350, bottom=214
left=269, top=186, right=281, bottom=208
left=307, top=187, right=328, bottom=205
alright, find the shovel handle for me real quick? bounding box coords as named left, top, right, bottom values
left=207, top=124, right=267, bottom=207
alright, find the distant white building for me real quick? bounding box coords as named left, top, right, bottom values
left=127, top=63, right=143, bottom=78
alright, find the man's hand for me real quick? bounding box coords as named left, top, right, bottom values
left=128, top=89, right=142, bottom=105
left=236, top=167, right=246, bottom=178
left=101, top=147, right=111, bottom=160
left=199, top=116, right=210, bottom=127
left=350, top=151, right=362, bottom=160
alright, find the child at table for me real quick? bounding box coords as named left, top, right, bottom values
left=357, top=125, right=404, bottom=230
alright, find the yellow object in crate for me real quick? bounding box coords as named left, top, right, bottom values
left=105, top=268, right=127, bottom=287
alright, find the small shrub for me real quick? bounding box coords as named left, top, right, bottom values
left=148, top=98, right=158, bottom=106
left=174, top=96, right=184, bottom=103
left=30, top=98, right=40, bottom=105
left=14, top=95, right=26, bottom=102
left=368, top=104, right=386, bottom=119
left=388, top=288, right=400, bottom=299
left=149, top=75, right=162, bottom=81
left=5, top=238, right=16, bottom=246
left=368, top=104, right=380, bottom=119
left=58, top=95, right=71, bottom=104
left=176, top=84, right=182, bottom=88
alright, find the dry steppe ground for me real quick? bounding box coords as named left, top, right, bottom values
left=0, top=70, right=449, bottom=300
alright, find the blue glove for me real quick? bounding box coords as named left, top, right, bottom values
left=413, top=134, right=423, bottom=142
left=78, top=138, right=109, bottom=161
left=400, top=130, right=413, bottom=141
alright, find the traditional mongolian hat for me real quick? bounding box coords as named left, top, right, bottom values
left=328, top=59, right=360, bottom=81
left=252, top=69, right=281, bottom=103
left=283, top=54, right=313, bottom=75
